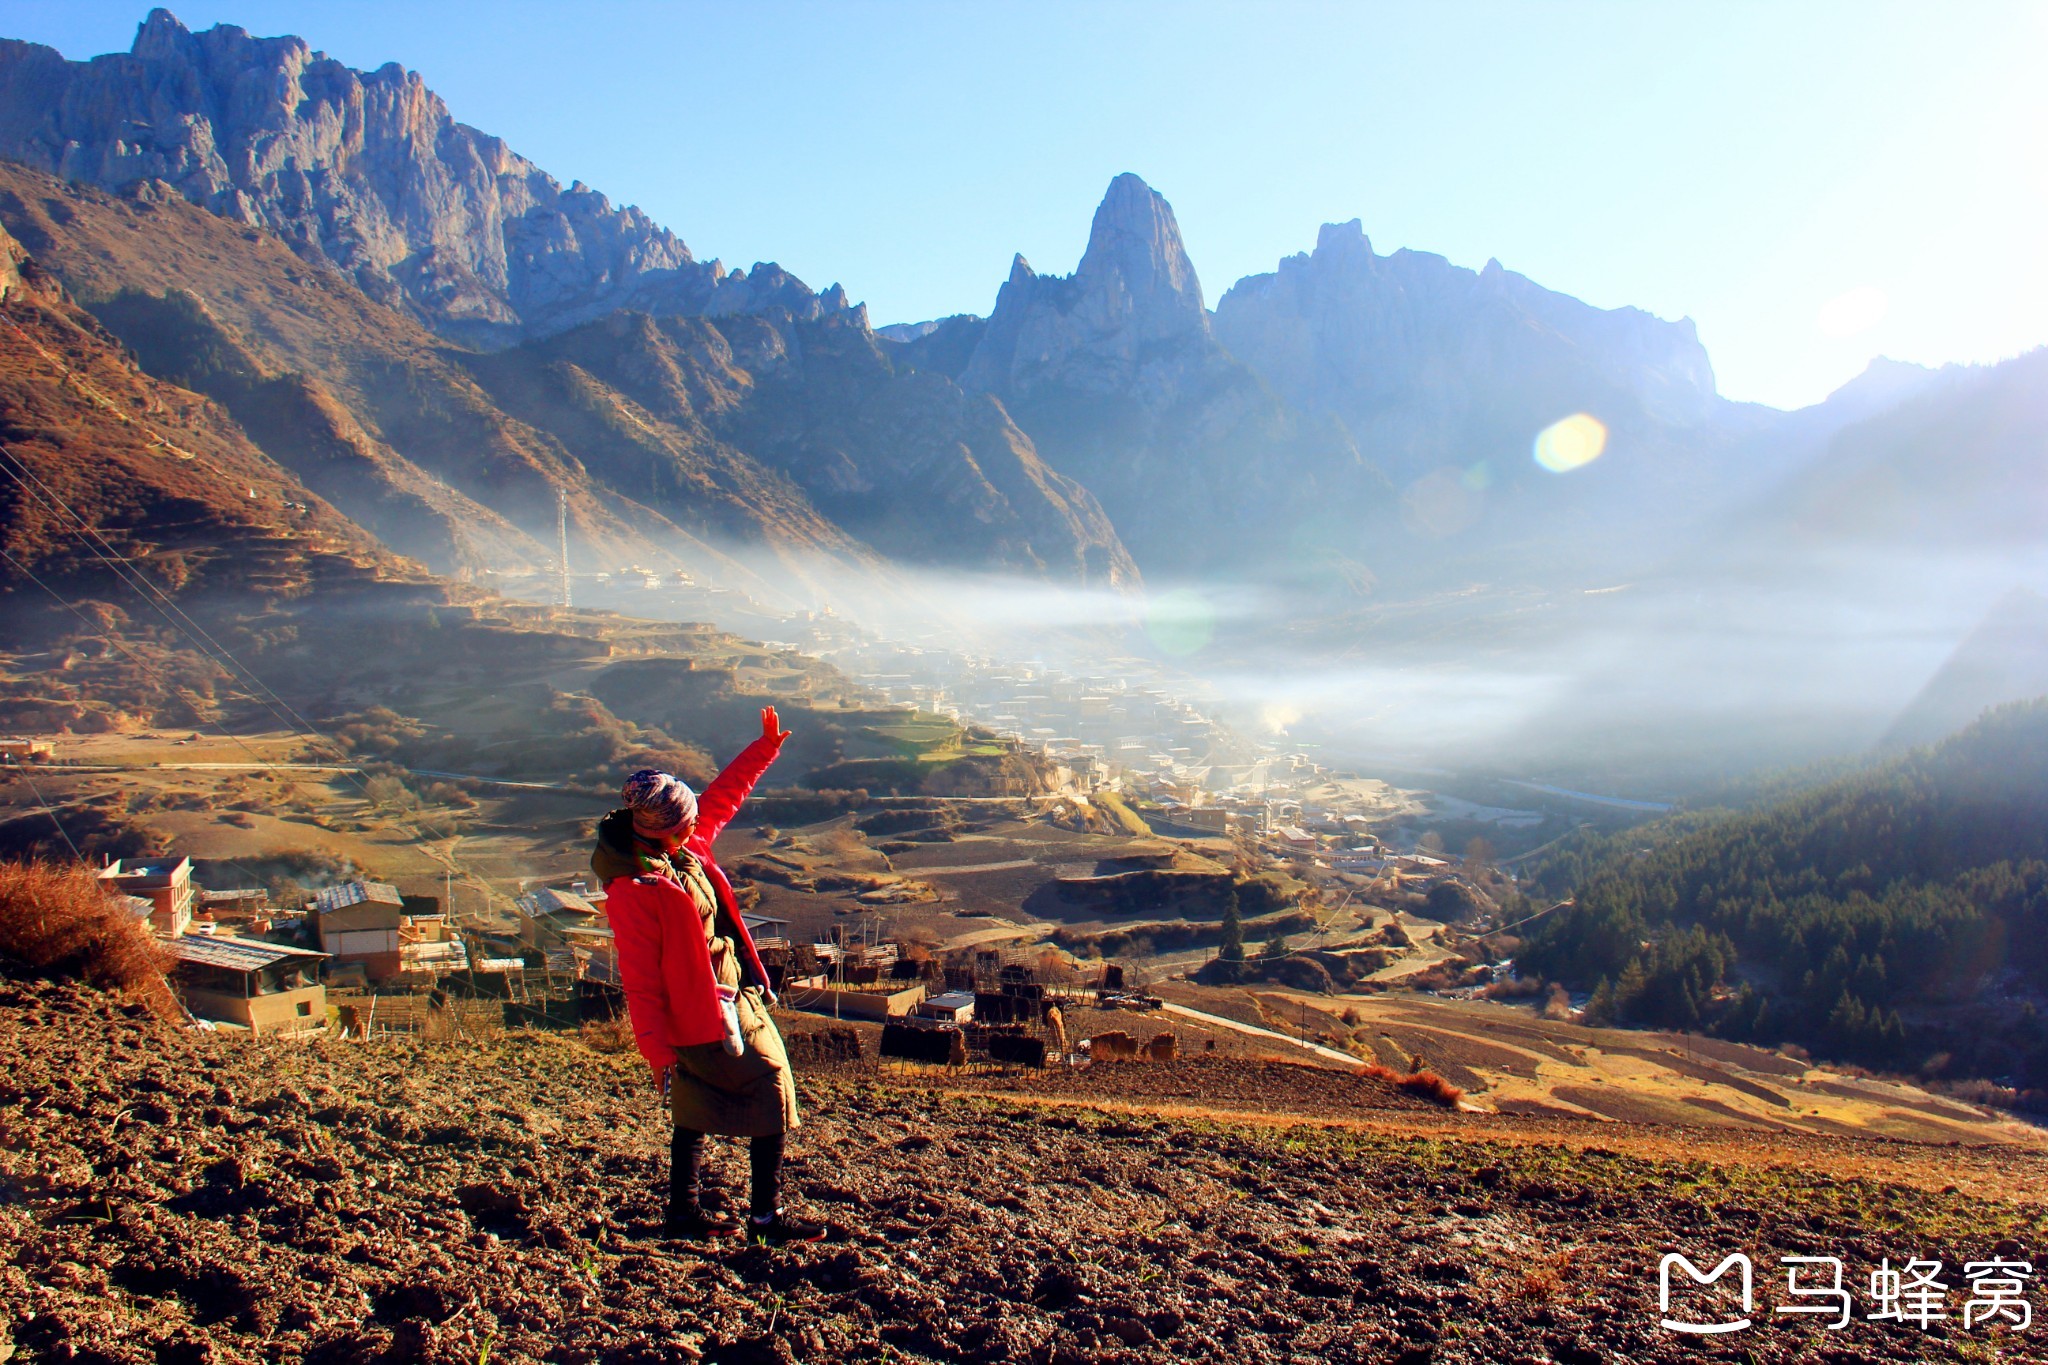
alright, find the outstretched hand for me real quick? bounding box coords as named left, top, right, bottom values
left=761, top=705, right=792, bottom=743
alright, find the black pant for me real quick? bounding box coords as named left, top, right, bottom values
left=670, top=1128, right=782, bottom=1219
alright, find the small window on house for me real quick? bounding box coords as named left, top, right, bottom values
left=296, top=1000, right=312, bottom=1016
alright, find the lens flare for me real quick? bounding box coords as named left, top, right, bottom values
left=1144, top=587, right=1214, bottom=656
left=1533, top=413, right=1607, bottom=473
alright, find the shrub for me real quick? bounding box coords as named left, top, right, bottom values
left=1356, top=1059, right=1466, bottom=1109
left=577, top=1014, right=636, bottom=1056
left=0, top=859, right=175, bottom=1016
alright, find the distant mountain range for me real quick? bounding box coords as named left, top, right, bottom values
left=2, top=9, right=2045, bottom=780
left=0, top=9, right=856, bottom=347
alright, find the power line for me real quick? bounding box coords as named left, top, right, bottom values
left=0, top=304, right=357, bottom=764
left=1489, top=897, right=1576, bottom=938
left=0, top=312, right=486, bottom=896
left=0, top=443, right=490, bottom=903
left=0, top=541, right=326, bottom=795
left=0, top=295, right=579, bottom=919
left=0, top=542, right=347, bottom=894
left=8, top=762, right=82, bottom=861
left=0, top=442, right=342, bottom=758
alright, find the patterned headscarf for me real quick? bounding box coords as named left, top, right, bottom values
left=622, top=767, right=698, bottom=840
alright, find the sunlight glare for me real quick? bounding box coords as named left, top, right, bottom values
left=1533, top=413, right=1607, bottom=473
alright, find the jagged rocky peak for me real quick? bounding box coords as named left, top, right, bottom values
left=0, top=9, right=855, bottom=347
left=960, top=173, right=1211, bottom=396
left=1077, top=171, right=1207, bottom=337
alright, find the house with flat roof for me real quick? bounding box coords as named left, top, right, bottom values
left=167, top=934, right=328, bottom=1034
left=98, top=858, right=195, bottom=938
left=913, top=989, right=975, bottom=1024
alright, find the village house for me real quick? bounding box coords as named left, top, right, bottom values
left=397, top=914, right=470, bottom=980
left=559, top=924, right=617, bottom=984
left=515, top=885, right=606, bottom=953
left=194, top=887, right=270, bottom=934
left=1170, top=806, right=1231, bottom=834
left=167, top=934, right=328, bottom=1034
left=913, top=989, right=975, bottom=1024
left=742, top=913, right=792, bottom=949
left=314, top=881, right=407, bottom=984
left=98, top=858, right=196, bottom=938
left=0, top=738, right=52, bottom=763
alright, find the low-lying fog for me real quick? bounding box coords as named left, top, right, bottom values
left=676, top=528, right=2048, bottom=800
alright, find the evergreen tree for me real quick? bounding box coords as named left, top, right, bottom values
left=1218, top=887, right=1245, bottom=964
left=1614, top=960, right=1650, bottom=1024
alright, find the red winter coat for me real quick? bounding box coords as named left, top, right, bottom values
left=594, top=733, right=783, bottom=1071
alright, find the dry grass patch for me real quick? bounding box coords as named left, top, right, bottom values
left=576, top=1014, right=638, bottom=1056
left=1355, top=1060, right=1467, bottom=1109
left=0, top=858, right=175, bottom=1016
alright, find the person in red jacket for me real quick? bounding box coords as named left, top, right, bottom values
left=592, top=705, right=824, bottom=1245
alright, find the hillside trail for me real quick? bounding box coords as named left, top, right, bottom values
left=1159, top=1000, right=1364, bottom=1068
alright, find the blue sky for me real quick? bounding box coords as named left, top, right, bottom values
left=3, top=1, right=2042, bottom=409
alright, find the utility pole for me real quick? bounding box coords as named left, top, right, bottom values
left=557, top=488, right=572, bottom=611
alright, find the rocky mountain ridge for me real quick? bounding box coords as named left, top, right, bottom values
left=1212, top=218, right=1724, bottom=479
left=882, top=172, right=1826, bottom=590
left=9, top=3, right=2044, bottom=777
left=0, top=9, right=857, bottom=348
left=0, top=159, right=1136, bottom=595
left=897, top=174, right=1382, bottom=582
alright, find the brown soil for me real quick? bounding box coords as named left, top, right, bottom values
left=891, top=1054, right=1442, bottom=1116
left=8, top=973, right=2048, bottom=1364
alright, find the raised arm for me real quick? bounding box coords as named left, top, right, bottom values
left=693, top=706, right=791, bottom=845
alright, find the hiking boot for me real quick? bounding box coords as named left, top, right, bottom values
left=746, top=1211, right=826, bottom=1246
left=661, top=1207, right=739, bottom=1241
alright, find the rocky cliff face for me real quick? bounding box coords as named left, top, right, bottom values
left=479, top=308, right=1139, bottom=588
left=0, top=9, right=853, bottom=347
left=1213, top=219, right=1723, bottom=483
left=959, top=172, right=1212, bottom=398
left=922, top=174, right=1381, bottom=582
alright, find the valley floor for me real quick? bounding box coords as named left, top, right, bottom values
left=6, top=977, right=2047, bottom=1364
